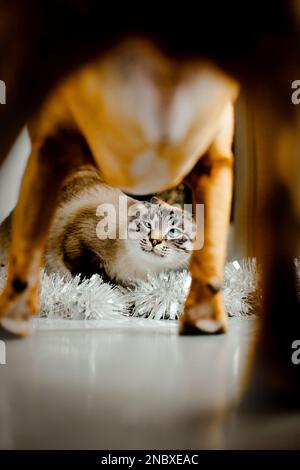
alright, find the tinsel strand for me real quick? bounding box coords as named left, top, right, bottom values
left=0, top=259, right=299, bottom=321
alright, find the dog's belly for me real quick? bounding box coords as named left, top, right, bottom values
left=64, top=39, right=238, bottom=194
left=114, top=110, right=227, bottom=195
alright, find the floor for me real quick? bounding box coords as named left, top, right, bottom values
left=0, top=316, right=300, bottom=449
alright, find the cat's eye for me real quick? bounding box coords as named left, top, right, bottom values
left=167, top=228, right=181, bottom=238
left=143, top=221, right=151, bottom=229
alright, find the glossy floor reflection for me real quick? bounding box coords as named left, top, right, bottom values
left=0, top=317, right=299, bottom=449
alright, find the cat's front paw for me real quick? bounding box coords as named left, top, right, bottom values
left=180, top=293, right=227, bottom=335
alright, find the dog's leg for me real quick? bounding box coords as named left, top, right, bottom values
left=0, top=129, right=90, bottom=336
left=180, top=103, right=234, bottom=335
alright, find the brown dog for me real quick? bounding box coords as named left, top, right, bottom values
left=0, top=40, right=238, bottom=335
left=0, top=1, right=300, bottom=405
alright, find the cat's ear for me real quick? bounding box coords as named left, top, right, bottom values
left=150, top=196, right=161, bottom=205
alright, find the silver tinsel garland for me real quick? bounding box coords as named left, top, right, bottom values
left=39, top=272, right=128, bottom=320
left=123, top=270, right=192, bottom=320
left=0, top=258, right=298, bottom=321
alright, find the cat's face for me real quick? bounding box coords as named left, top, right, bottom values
left=127, top=198, right=195, bottom=270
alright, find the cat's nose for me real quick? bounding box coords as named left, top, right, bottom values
left=150, top=238, right=161, bottom=247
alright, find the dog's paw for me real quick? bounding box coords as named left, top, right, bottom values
left=180, top=295, right=227, bottom=335
left=0, top=317, right=33, bottom=337
left=0, top=291, right=36, bottom=337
